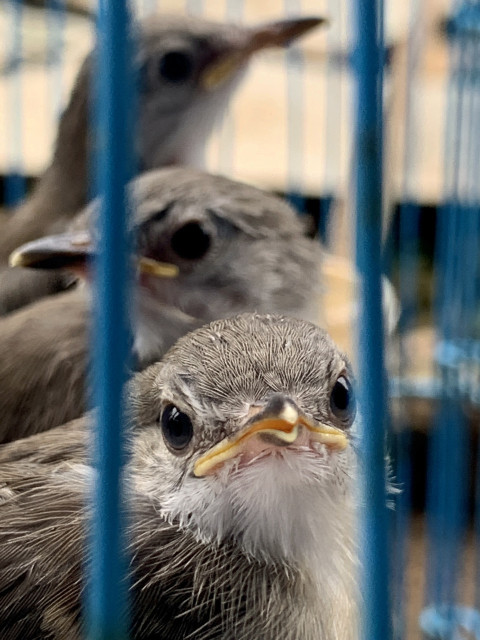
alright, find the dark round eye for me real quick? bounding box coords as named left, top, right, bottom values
left=161, top=404, right=194, bottom=452
left=170, top=222, right=211, bottom=260
left=159, top=51, right=194, bottom=83
left=330, top=375, right=355, bottom=423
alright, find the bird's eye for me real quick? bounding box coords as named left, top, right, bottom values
left=330, top=375, right=356, bottom=424
left=159, top=51, right=194, bottom=84
left=161, top=404, right=194, bottom=452
left=170, top=222, right=211, bottom=260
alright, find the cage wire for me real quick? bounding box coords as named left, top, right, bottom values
left=87, top=0, right=134, bottom=636
left=390, top=0, right=424, bottom=637
left=1, top=0, right=480, bottom=638
left=422, top=1, right=480, bottom=636
left=352, top=2, right=391, bottom=639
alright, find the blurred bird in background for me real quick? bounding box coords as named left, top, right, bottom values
left=0, top=168, right=319, bottom=443
left=0, top=313, right=358, bottom=640
left=0, top=13, right=324, bottom=314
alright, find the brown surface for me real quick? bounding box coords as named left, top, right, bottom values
left=404, top=515, right=477, bottom=640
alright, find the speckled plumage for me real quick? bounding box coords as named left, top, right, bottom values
left=0, top=314, right=359, bottom=639
left=0, top=169, right=319, bottom=443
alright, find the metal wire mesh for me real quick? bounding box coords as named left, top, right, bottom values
left=2, top=1, right=480, bottom=638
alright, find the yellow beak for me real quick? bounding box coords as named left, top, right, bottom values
left=9, top=232, right=179, bottom=280
left=194, top=403, right=347, bottom=477
left=137, top=257, right=179, bottom=278
left=201, top=16, right=327, bottom=90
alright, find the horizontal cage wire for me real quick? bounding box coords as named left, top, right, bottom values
left=0, top=1, right=479, bottom=639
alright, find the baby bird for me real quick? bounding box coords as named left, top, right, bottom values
left=0, top=168, right=319, bottom=443
left=0, top=313, right=359, bottom=640
left=0, top=14, right=323, bottom=314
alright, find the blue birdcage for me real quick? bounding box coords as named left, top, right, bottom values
left=1, top=1, right=480, bottom=639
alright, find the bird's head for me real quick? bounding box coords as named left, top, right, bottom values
left=67, top=15, right=324, bottom=173
left=129, top=168, right=319, bottom=330
left=133, top=14, right=326, bottom=169
left=36, top=14, right=324, bottom=217
left=10, top=168, right=319, bottom=364
left=129, top=313, right=357, bottom=568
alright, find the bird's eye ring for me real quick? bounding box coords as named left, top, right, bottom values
left=160, top=404, right=194, bottom=453
left=330, top=375, right=356, bottom=424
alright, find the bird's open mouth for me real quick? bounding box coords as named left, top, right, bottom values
left=9, top=233, right=179, bottom=281
left=194, top=400, right=347, bottom=477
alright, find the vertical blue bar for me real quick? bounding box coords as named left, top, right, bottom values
left=391, top=203, right=419, bottom=640
left=87, top=0, right=134, bottom=638
left=423, top=7, right=476, bottom=631
left=391, top=9, right=423, bottom=636
left=353, top=0, right=391, bottom=639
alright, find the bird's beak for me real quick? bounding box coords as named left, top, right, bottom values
left=201, top=16, right=327, bottom=90
left=193, top=396, right=347, bottom=477
left=9, top=232, right=93, bottom=274
left=136, top=257, right=179, bottom=279
left=9, top=232, right=179, bottom=279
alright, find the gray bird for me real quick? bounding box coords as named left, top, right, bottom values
left=0, top=167, right=319, bottom=443
left=0, top=13, right=324, bottom=314
left=0, top=313, right=359, bottom=640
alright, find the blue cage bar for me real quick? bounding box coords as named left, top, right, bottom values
left=353, top=0, right=392, bottom=639
left=87, top=0, right=135, bottom=638
left=5, top=1, right=480, bottom=638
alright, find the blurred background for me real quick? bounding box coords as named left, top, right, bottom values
left=0, top=0, right=449, bottom=356
left=2, top=0, right=479, bottom=638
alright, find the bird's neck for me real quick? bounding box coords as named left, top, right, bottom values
left=131, top=502, right=359, bottom=640
left=0, top=64, right=90, bottom=262
left=31, top=91, right=90, bottom=223
left=132, top=292, right=202, bottom=368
